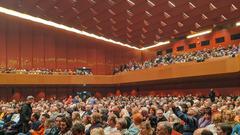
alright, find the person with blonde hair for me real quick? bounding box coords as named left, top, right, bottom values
left=72, top=111, right=81, bottom=125
left=90, top=128, right=104, bottom=135
left=139, top=121, right=154, bottom=135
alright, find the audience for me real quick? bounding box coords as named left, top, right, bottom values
left=113, top=44, right=240, bottom=74
left=0, top=92, right=239, bottom=135
left=0, top=68, right=93, bottom=76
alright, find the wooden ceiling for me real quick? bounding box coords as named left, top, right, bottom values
left=0, top=0, right=239, bottom=48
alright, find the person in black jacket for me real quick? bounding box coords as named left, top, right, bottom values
left=209, top=89, right=216, bottom=102
left=19, top=96, right=34, bottom=133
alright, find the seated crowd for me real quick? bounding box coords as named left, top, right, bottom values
left=0, top=91, right=239, bottom=135
left=0, top=68, right=93, bottom=76
left=113, top=44, right=240, bottom=74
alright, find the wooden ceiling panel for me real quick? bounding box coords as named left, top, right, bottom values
left=0, top=0, right=239, bottom=47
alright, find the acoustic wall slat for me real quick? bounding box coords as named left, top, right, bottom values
left=32, top=28, right=44, bottom=68
left=44, top=31, right=56, bottom=69
left=20, top=22, right=33, bottom=69
left=55, top=34, right=67, bottom=69
left=0, top=16, right=7, bottom=67
left=6, top=19, right=20, bottom=68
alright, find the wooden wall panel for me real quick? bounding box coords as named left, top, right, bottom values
left=55, top=35, right=67, bottom=69
left=20, top=23, right=33, bottom=69
left=105, top=47, right=114, bottom=75
left=66, top=38, right=75, bottom=69
left=44, top=31, right=56, bottom=69
left=87, top=44, right=97, bottom=73
left=76, top=40, right=87, bottom=68
left=0, top=17, right=6, bottom=68
left=32, top=28, right=45, bottom=68
left=6, top=20, right=20, bottom=68
left=96, top=45, right=106, bottom=74
left=0, top=14, right=140, bottom=74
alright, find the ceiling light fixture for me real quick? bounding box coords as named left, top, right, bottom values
left=126, top=0, right=135, bottom=6
left=188, top=2, right=196, bottom=9
left=140, top=41, right=170, bottom=50
left=230, top=4, right=237, bottom=12
left=108, top=0, right=116, bottom=6
left=187, top=29, right=212, bottom=39
left=0, top=6, right=140, bottom=50
left=90, top=8, right=98, bottom=15
left=147, top=0, right=155, bottom=7
left=145, top=11, right=152, bottom=17
left=108, top=9, right=116, bottom=15
left=236, top=21, right=240, bottom=26
left=168, top=1, right=176, bottom=8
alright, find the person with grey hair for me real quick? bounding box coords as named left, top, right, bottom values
left=156, top=122, right=172, bottom=135
left=19, top=96, right=34, bottom=133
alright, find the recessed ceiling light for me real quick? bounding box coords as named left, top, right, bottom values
left=127, top=10, right=134, bottom=17
left=147, top=0, right=155, bottom=7
left=108, top=9, right=116, bottom=15
left=177, top=22, right=183, bottom=27
left=81, top=24, right=88, bottom=29
left=126, top=0, right=135, bottom=6
left=142, top=27, right=147, bottom=33
left=158, top=28, right=163, bottom=34
left=182, top=12, right=189, bottom=19
left=155, top=35, right=160, bottom=39
left=88, top=0, right=96, bottom=4
left=110, top=18, right=116, bottom=24
left=111, top=26, right=117, bottom=31
left=141, top=34, right=146, bottom=39
left=220, top=15, right=227, bottom=21
left=163, top=12, right=171, bottom=18
left=195, top=22, right=201, bottom=28
left=174, top=29, right=178, bottom=34
left=209, top=3, right=217, bottom=11
left=160, top=21, right=167, bottom=27
left=54, top=6, right=59, bottom=10
left=108, top=0, right=116, bottom=6
left=127, top=27, right=132, bottom=32
left=144, top=20, right=149, bottom=26
left=72, top=7, right=80, bottom=14
left=168, top=1, right=176, bottom=8
left=36, top=5, right=44, bottom=11
left=93, top=17, right=100, bottom=23
left=230, top=4, right=238, bottom=12
left=96, top=25, right=102, bottom=31
left=127, top=19, right=133, bottom=25
left=145, top=11, right=152, bottom=17
left=201, top=14, right=208, bottom=20
left=188, top=2, right=196, bottom=9
left=90, top=8, right=98, bottom=15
